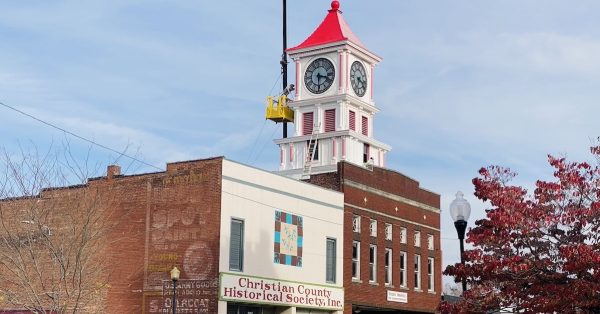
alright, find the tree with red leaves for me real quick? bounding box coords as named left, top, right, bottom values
left=442, top=146, right=600, bottom=313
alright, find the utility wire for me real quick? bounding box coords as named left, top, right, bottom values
left=247, top=73, right=283, bottom=163
left=253, top=123, right=281, bottom=164
left=268, top=73, right=283, bottom=97
left=0, top=100, right=162, bottom=171
left=247, top=119, right=267, bottom=163
left=223, top=190, right=343, bottom=226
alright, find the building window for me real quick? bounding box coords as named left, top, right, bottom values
left=399, top=251, right=407, bottom=288
left=385, top=223, right=392, bottom=241
left=369, top=219, right=377, bottom=237
left=302, top=112, right=314, bottom=135
left=306, top=140, right=319, bottom=161
left=352, top=241, right=360, bottom=280
left=349, top=110, right=356, bottom=131
left=326, top=238, right=337, bottom=283
left=428, top=257, right=435, bottom=292
left=428, top=234, right=434, bottom=250
left=385, top=248, right=392, bottom=285
left=414, top=254, right=421, bottom=290
left=325, top=109, right=336, bottom=132
left=363, top=143, right=370, bottom=163
left=352, top=215, right=361, bottom=233
left=229, top=218, right=244, bottom=271
left=414, top=231, right=421, bottom=247
left=400, top=227, right=407, bottom=244
left=369, top=245, right=377, bottom=282
left=362, top=116, right=368, bottom=136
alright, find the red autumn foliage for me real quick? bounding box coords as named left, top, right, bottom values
left=442, top=145, right=600, bottom=313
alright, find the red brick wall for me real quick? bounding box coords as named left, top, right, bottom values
left=304, top=171, right=341, bottom=190
left=0, top=157, right=224, bottom=314
left=103, top=157, right=223, bottom=314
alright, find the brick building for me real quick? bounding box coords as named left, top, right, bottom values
left=0, top=157, right=345, bottom=314
left=308, top=163, right=441, bottom=313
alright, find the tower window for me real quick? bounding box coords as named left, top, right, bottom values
left=349, top=110, right=356, bottom=131
left=307, top=140, right=319, bottom=161
left=363, top=143, right=370, bottom=163
left=362, top=116, right=368, bottom=136
left=302, top=112, right=314, bottom=135
left=325, top=109, right=336, bottom=132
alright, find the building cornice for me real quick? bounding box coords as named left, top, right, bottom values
left=289, top=41, right=382, bottom=64
left=275, top=164, right=338, bottom=179
left=289, top=94, right=379, bottom=115
left=273, top=130, right=391, bottom=152
left=343, top=179, right=440, bottom=214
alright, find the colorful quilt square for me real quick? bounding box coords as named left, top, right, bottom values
left=274, top=210, right=303, bottom=267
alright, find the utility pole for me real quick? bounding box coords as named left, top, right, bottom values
left=281, top=0, right=288, bottom=138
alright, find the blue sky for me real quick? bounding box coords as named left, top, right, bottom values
left=2, top=0, right=600, bottom=287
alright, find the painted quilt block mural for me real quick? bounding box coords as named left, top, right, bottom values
left=274, top=210, right=303, bottom=267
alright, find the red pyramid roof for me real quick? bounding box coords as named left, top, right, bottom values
left=288, top=1, right=365, bottom=52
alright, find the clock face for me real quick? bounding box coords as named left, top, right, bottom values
left=350, top=61, right=368, bottom=97
left=304, top=58, right=335, bottom=94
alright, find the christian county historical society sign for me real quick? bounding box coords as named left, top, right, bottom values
left=220, top=273, right=344, bottom=310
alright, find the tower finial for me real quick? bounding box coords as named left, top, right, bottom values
left=330, top=0, right=340, bottom=12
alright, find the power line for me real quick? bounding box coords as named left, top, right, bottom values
left=223, top=190, right=343, bottom=226
left=253, top=123, right=281, bottom=164
left=247, top=73, right=283, bottom=163
left=0, top=100, right=162, bottom=171
left=247, top=119, right=267, bottom=163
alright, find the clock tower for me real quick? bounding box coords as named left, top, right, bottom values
left=275, top=0, right=391, bottom=179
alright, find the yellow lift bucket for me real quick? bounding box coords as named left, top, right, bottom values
left=265, top=96, right=294, bottom=123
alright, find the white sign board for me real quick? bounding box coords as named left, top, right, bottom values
left=387, top=290, right=408, bottom=303
left=220, top=273, right=344, bottom=310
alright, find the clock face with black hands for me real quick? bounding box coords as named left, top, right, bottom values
left=350, top=61, right=367, bottom=97
left=304, top=58, right=335, bottom=94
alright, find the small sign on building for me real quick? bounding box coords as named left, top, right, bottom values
left=387, top=290, right=408, bottom=303
left=143, top=279, right=218, bottom=313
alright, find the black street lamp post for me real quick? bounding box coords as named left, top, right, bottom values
left=449, top=191, right=471, bottom=293
left=170, top=266, right=180, bottom=314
